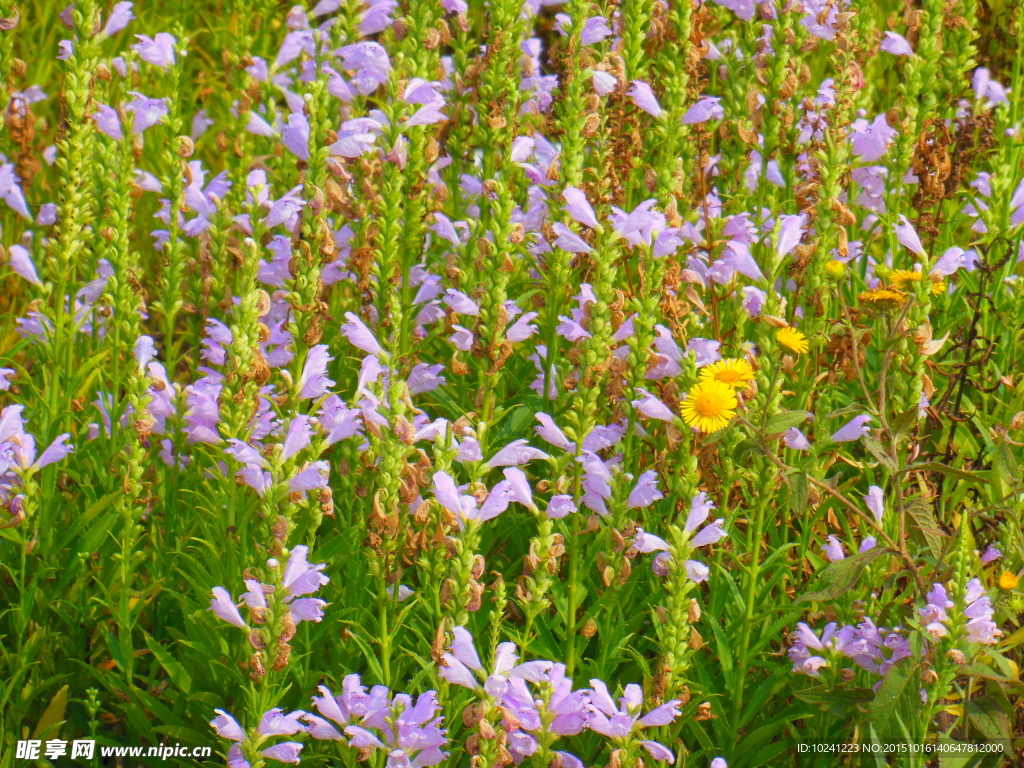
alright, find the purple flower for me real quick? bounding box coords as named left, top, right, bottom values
left=682, top=96, right=723, bottom=125
left=895, top=215, right=926, bottom=256
left=586, top=679, right=680, bottom=760
left=626, top=470, right=662, bottom=509
left=822, top=535, right=845, bottom=562
left=101, top=2, right=134, bottom=36
left=628, top=80, right=662, bottom=117
left=125, top=93, right=168, bottom=133
left=288, top=461, right=330, bottom=492
left=562, top=187, right=598, bottom=229
left=131, top=33, right=176, bottom=68
left=93, top=104, right=124, bottom=140
left=534, top=413, right=575, bottom=451
left=830, top=415, right=871, bottom=442
left=479, top=468, right=536, bottom=520
left=783, top=427, right=811, bottom=450
left=341, top=312, right=386, bottom=358
left=980, top=545, right=1001, bottom=565
left=486, top=439, right=549, bottom=468
left=360, top=0, right=397, bottom=35
left=880, top=32, right=913, bottom=56
left=209, top=587, right=247, bottom=628
left=581, top=16, right=612, bottom=45
left=282, top=545, right=329, bottom=597
left=713, top=240, right=764, bottom=282
left=8, top=244, right=42, bottom=286
left=919, top=583, right=953, bottom=638
left=282, top=113, right=310, bottom=160
left=443, top=289, right=480, bottom=316
left=261, top=742, right=303, bottom=763
left=432, top=471, right=478, bottom=522
left=408, top=363, right=445, bottom=394
left=591, top=70, right=617, bottom=95
left=741, top=286, right=767, bottom=317
left=336, top=42, right=391, bottom=95
left=775, top=214, right=806, bottom=257
left=211, top=710, right=246, bottom=741
left=258, top=709, right=307, bottom=737
left=551, top=222, right=593, bottom=253
left=507, top=311, right=538, bottom=342
left=298, top=345, right=335, bottom=400
left=578, top=451, right=613, bottom=516
left=865, top=485, right=884, bottom=524
left=931, top=247, right=966, bottom=278
left=850, top=114, right=897, bottom=162
left=546, top=495, right=577, bottom=519
left=687, top=337, right=721, bottom=367
left=963, top=579, right=1000, bottom=644
left=631, top=388, right=676, bottom=422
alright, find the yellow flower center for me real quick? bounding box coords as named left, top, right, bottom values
left=694, top=391, right=727, bottom=417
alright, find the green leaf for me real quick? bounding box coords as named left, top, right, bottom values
left=868, top=656, right=917, bottom=730
left=964, top=696, right=1011, bottom=743
left=906, top=462, right=990, bottom=483
left=788, top=471, right=809, bottom=515
left=794, top=685, right=875, bottom=717
left=762, top=410, right=812, bottom=435
left=144, top=634, right=193, bottom=695
left=32, top=685, right=68, bottom=739
left=862, top=436, right=898, bottom=473
left=797, top=546, right=888, bottom=603
left=904, top=498, right=947, bottom=560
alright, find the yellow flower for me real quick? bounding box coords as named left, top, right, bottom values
left=700, top=358, right=755, bottom=388
left=999, top=571, right=1019, bottom=590
left=888, top=269, right=922, bottom=290
left=776, top=327, right=809, bottom=355
left=824, top=260, right=847, bottom=280
left=680, top=380, right=738, bottom=433
left=930, top=280, right=946, bottom=295
left=858, top=288, right=909, bottom=309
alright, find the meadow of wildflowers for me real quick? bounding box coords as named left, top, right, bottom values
left=1, top=0, right=1023, bottom=765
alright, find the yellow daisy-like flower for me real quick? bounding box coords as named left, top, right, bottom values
left=887, top=269, right=922, bottom=290
left=680, top=380, right=738, bottom=433
left=700, top=358, right=755, bottom=388
left=887, top=269, right=945, bottom=296
left=999, top=571, right=1019, bottom=590
left=858, top=288, right=909, bottom=309
left=776, top=326, right=809, bottom=355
